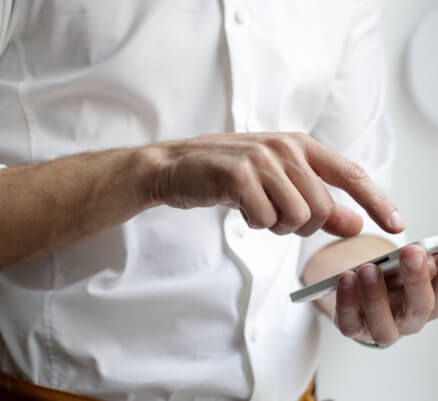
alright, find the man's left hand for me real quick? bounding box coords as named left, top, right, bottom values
left=335, top=244, right=438, bottom=346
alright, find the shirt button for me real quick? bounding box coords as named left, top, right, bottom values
left=234, top=10, right=249, bottom=25
left=250, top=325, right=259, bottom=343
left=236, top=220, right=248, bottom=238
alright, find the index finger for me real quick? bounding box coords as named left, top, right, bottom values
left=306, top=138, right=405, bottom=234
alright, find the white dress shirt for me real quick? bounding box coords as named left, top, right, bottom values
left=0, top=1, right=404, bottom=401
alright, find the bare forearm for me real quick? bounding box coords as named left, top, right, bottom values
left=302, top=235, right=397, bottom=317
left=0, top=130, right=405, bottom=276
left=0, top=146, right=161, bottom=269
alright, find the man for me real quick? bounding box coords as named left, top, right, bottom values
left=0, top=1, right=436, bottom=401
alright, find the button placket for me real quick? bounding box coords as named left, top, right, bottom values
left=223, top=4, right=264, bottom=400
left=222, top=0, right=252, bottom=132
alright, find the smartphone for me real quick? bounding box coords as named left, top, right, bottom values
left=290, top=235, right=438, bottom=303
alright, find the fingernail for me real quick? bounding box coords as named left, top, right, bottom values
left=403, top=252, right=424, bottom=273
left=339, top=273, right=355, bottom=289
left=360, top=264, right=378, bottom=284
left=388, top=210, right=405, bottom=231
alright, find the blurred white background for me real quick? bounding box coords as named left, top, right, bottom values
left=317, top=0, right=438, bottom=400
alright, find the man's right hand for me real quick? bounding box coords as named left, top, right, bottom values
left=148, top=132, right=405, bottom=238
left=0, top=131, right=404, bottom=270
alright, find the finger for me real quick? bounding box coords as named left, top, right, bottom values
left=305, top=138, right=405, bottom=234
left=357, top=264, right=399, bottom=346
left=335, top=272, right=364, bottom=338
left=259, top=168, right=311, bottom=235
left=385, top=255, right=437, bottom=290
left=388, top=287, right=405, bottom=318
left=397, top=245, right=434, bottom=335
left=385, top=272, right=404, bottom=289
left=284, top=161, right=362, bottom=237
left=322, top=203, right=363, bottom=237
left=238, top=171, right=278, bottom=229
left=270, top=135, right=363, bottom=237
left=281, top=162, right=335, bottom=237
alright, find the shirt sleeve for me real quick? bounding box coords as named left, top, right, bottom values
left=297, top=0, right=406, bottom=276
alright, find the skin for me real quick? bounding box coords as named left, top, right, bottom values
left=1, top=130, right=428, bottom=345
left=303, top=236, right=438, bottom=346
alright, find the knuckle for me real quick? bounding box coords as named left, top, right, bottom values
left=232, top=159, right=252, bottom=185
left=249, top=142, right=272, bottom=163
left=295, top=205, right=331, bottom=238
left=285, top=142, right=306, bottom=162
left=298, top=132, right=317, bottom=150
left=288, top=131, right=308, bottom=143
left=263, top=213, right=278, bottom=228
left=344, top=162, right=368, bottom=182
left=313, top=199, right=335, bottom=222
left=369, top=192, right=388, bottom=213
left=266, top=134, right=305, bottom=160
left=409, top=306, right=433, bottom=322
left=293, top=208, right=312, bottom=228
left=265, top=135, right=290, bottom=152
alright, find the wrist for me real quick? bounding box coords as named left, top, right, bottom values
left=134, top=142, right=175, bottom=209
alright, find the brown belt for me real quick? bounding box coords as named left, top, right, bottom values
left=298, top=380, right=316, bottom=401
left=0, top=371, right=101, bottom=401
left=0, top=370, right=315, bottom=401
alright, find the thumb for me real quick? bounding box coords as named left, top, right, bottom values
left=322, top=203, right=363, bottom=237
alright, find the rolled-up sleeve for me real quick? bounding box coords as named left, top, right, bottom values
left=298, top=0, right=406, bottom=275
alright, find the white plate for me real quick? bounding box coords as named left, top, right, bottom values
left=406, top=5, right=438, bottom=127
